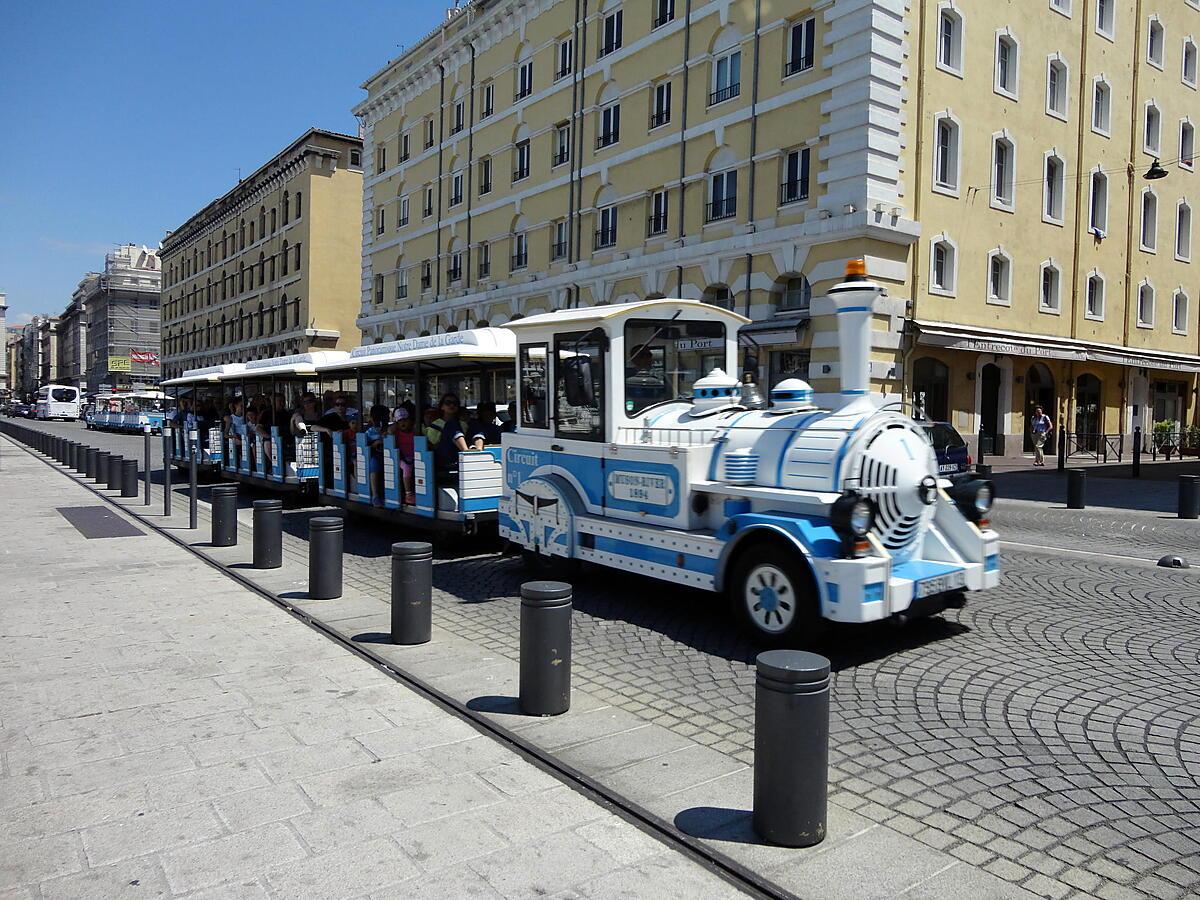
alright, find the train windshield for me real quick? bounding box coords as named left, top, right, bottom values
left=623, top=319, right=726, bottom=416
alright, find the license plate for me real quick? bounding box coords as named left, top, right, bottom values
left=916, top=570, right=967, bottom=598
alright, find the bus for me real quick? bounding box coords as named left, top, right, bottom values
left=35, top=385, right=83, bottom=421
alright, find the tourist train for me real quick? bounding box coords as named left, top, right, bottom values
left=163, top=261, right=999, bottom=640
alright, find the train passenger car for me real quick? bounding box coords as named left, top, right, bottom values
left=499, top=262, right=1000, bottom=642
left=312, top=328, right=516, bottom=532
left=86, top=391, right=171, bottom=433
left=161, top=364, right=247, bottom=471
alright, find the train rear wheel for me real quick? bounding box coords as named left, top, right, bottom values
left=729, top=545, right=821, bottom=645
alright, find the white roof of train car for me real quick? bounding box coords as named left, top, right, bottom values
left=502, top=298, right=749, bottom=333
left=326, top=328, right=516, bottom=372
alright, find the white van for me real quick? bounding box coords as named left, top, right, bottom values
left=35, top=385, right=83, bottom=421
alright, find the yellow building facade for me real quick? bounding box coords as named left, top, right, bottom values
left=160, top=129, right=364, bottom=382
left=355, top=0, right=1200, bottom=457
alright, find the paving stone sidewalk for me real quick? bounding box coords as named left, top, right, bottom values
left=0, top=437, right=748, bottom=900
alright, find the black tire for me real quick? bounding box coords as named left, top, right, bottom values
left=728, top=542, right=822, bottom=646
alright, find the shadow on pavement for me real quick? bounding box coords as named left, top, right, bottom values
left=466, top=695, right=523, bottom=715
left=674, top=807, right=754, bottom=841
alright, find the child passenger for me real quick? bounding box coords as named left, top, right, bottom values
left=392, top=407, right=416, bottom=505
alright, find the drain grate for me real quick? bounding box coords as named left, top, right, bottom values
left=56, top=506, right=144, bottom=539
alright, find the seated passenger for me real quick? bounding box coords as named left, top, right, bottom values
left=365, top=405, right=389, bottom=507
left=424, top=393, right=468, bottom=475
left=501, top=400, right=517, bottom=434
left=393, top=408, right=416, bottom=505
left=467, top=400, right=502, bottom=449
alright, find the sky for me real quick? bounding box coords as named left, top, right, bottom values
left=0, top=0, right=447, bottom=326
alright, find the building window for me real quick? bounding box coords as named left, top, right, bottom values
left=1184, top=39, right=1198, bottom=88
left=1145, top=102, right=1162, bottom=155
left=597, top=103, right=621, bottom=149
left=1046, top=58, right=1068, bottom=118
left=479, top=157, right=493, bottom=194
left=708, top=170, right=737, bottom=221
left=553, top=124, right=571, bottom=167
left=780, top=148, right=810, bottom=205
left=400, top=133, right=410, bottom=162
left=295, top=192, right=302, bottom=219
left=397, top=195, right=409, bottom=227
left=653, top=0, right=675, bottom=29
left=447, top=251, right=463, bottom=283
left=374, top=274, right=384, bottom=304
left=1040, top=261, right=1061, bottom=312
left=396, top=267, right=408, bottom=300
left=1180, top=118, right=1196, bottom=166
left=1092, top=78, right=1111, bottom=134
left=595, top=206, right=618, bottom=249
left=710, top=48, right=742, bottom=106
left=478, top=242, right=491, bottom=278
left=515, top=60, right=534, bottom=101
left=987, top=250, right=1012, bottom=305
left=350, top=148, right=362, bottom=168
left=513, top=140, right=531, bottom=181
left=451, top=101, right=465, bottom=135
left=293, top=242, right=301, bottom=270
left=1050, top=0, right=1071, bottom=16
left=930, top=237, right=957, bottom=295
left=785, top=17, right=816, bottom=76
left=937, top=8, right=963, bottom=73
left=424, top=118, right=435, bottom=149
left=376, top=208, right=386, bottom=235
left=1089, top=170, right=1108, bottom=234
left=1044, top=153, right=1065, bottom=223
left=1137, top=282, right=1155, bottom=327
left=281, top=192, right=290, bottom=226
left=449, top=171, right=463, bottom=207
left=779, top=276, right=812, bottom=311
left=375, top=145, right=387, bottom=175
left=991, top=135, right=1015, bottom=210
left=1173, top=291, right=1189, bottom=334
left=421, top=260, right=432, bottom=291
left=1147, top=17, right=1164, bottom=68
left=1141, top=189, right=1158, bottom=252
left=1177, top=201, right=1193, bottom=261
left=650, top=81, right=672, bottom=129
left=556, top=38, right=573, bottom=80
left=648, top=189, right=669, bottom=236
left=423, top=187, right=434, bottom=218
left=1086, top=272, right=1105, bottom=319
left=933, top=115, right=960, bottom=193
left=511, top=233, right=528, bottom=271
left=480, top=82, right=495, bottom=119
left=269, top=208, right=277, bottom=233
left=281, top=241, right=289, bottom=276
left=995, top=32, right=1019, bottom=98
left=600, top=9, right=623, bottom=57
left=551, top=220, right=568, bottom=260
left=1096, top=0, right=1114, bottom=38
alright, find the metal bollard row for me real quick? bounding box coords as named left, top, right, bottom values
left=211, top=484, right=238, bottom=547
left=307, top=516, right=343, bottom=600
left=519, top=581, right=572, bottom=716
left=391, top=542, right=432, bottom=645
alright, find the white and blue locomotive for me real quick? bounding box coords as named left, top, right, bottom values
left=499, top=261, right=999, bottom=641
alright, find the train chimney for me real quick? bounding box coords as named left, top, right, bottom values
left=826, top=259, right=882, bottom=411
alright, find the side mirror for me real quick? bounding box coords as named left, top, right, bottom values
left=563, top=356, right=595, bottom=408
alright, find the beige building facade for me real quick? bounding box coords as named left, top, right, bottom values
left=160, top=129, right=364, bottom=382
left=355, top=0, right=1200, bottom=457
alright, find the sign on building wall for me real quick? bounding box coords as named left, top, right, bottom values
left=107, top=356, right=132, bottom=373
left=130, top=349, right=160, bottom=366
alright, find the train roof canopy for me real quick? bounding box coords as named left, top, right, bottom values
left=163, top=363, right=246, bottom=386
left=335, top=328, right=516, bottom=371
left=230, top=351, right=351, bottom=379
left=501, top=298, right=749, bottom=338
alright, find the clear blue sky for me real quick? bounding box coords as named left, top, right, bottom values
left=0, top=0, right=445, bottom=325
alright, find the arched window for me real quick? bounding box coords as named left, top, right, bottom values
left=1044, top=152, right=1065, bottom=222
left=279, top=295, right=288, bottom=330
left=933, top=113, right=961, bottom=193
left=986, top=248, right=1012, bottom=304
left=1147, top=17, right=1164, bottom=68
left=257, top=303, right=265, bottom=336
left=1178, top=200, right=1193, bottom=260
left=282, top=191, right=290, bottom=225
left=1141, top=188, right=1158, bottom=251
left=258, top=206, right=266, bottom=236
left=1039, top=260, right=1062, bottom=313
left=912, top=357, right=950, bottom=421
left=1089, top=170, right=1109, bottom=234
left=249, top=220, right=255, bottom=245
left=1046, top=57, right=1068, bottom=118
left=1086, top=271, right=1105, bottom=320
left=1182, top=121, right=1195, bottom=171
left=238, top=315, right=245, bottom=342
left=269, top=207, right=277, bottom=233
left=280, top=241, right=289, bottom=276
left=991, top=134, right=1015, bottom=209
left=778, top=276, right=811, bottom=311
left=294, top=192, right=302, bottom=219
left=268, top=253, right=276, bottom=283
left=995, top=32, right=1019, bottom=98
left=238, top=263, right=245, bottom=293
left=936, top=7, right=963, bottom=74
left=1092, top=78, right=1111, bottom=134
left=258, top=252, right=266, bottom=287
left=703, top=285, right=732, bottom=308
left=1137, top=281, right=1155, bottom=327
left=1173, top=290, right=1189, bottom=334
left=1145, top=101, right=1162, bottom=154
left=930, top=236, right=957, bottom=295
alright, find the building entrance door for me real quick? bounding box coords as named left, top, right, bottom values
left=1023, top=364, right=1056, bottom=454
left=980, top=363, right=1002, bottom=455
left=1074, top=374, right=1101, bottom=451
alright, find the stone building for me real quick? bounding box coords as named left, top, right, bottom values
left=83, top=245, right=162, bottom=393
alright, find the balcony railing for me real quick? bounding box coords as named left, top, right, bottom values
left=784, top=56, right=814, bottom=77
left=647, top=213, right=668, bottom=236
left=555, top=66, right=571, bottom=81
left=512, top=166, right=530, bottom=182
left=551, top=240, right=568, bottom=260
left=424, top=137, right=435, bottom=150
left=450, top=121, right=464, bottom=135
left=479, top=180, right=492, bottom=195
left=594, top=228, right=617, bottom=250
left=652, top=7, right=675, bottom=29
left=552, top=148, right=570, bottom=167
left=422, top=205, right=433, bottom=218
left=397, top=285, right=408, bottom=299
left=649, top=109, right=671, bottom=129
left=779, top=180, right=809, bottom=206
left=596, top=130, right=619, bottom=150
left=708, top=82, right=741, bottom=106
left=449, top=192, right=463, bottom=207
left=478, top=259, right=491, bottom=278
left=706, top=197, right=737, bottom=222
left=398, top=151, right=410, bottom=163
left=420, top=275, right=432, bottom=291
left=514, top=85, right=532, bottom=102
left=511, top=250, right=528, bottom=271
left=447, top=266, right=462, bottom=283
left=479, top=105, right=494, bottom=120
left=599, top=39, right=622, bottom=57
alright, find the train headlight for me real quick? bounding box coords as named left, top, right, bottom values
left=831, top=493, right=875, bottom=557
left=918, top=475, right=939, bottom=506
left=950, top=478, right=995, bottom=526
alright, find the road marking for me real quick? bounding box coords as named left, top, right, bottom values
left=1000, top=540, right=1162, bottom=564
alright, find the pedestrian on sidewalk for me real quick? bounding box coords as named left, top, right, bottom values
left=1031, top=405, right=1053, bottom=466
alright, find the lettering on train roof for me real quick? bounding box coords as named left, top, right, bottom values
left=246, top=353, right=320, bottom=370
left=351, top=332, right=476, bottom=358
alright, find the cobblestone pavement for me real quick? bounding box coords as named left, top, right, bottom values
left=16, top=418, right=1200, bottom=899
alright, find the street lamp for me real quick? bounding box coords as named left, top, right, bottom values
left=1144, top=158, right=1169, bottom=180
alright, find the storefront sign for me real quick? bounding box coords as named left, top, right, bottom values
left=938, top=337, right=1087, bottom=361
left=676, top=338, right=724, bottom=351
left=107, top=356, right=132, bottom=373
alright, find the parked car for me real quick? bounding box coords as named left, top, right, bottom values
left=920, top=420, right=972, bottom=475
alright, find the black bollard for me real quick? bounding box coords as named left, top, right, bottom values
left=71, top=442, right=81, bottom=471
left=1179, top=475, right=1200, bottom=520
left=976, top=463, right=992, bottom=477
left=143, top=426, right=152, bottom=506
left=753, top=650, right=830, bottom=848
left=391, top=542, right=433, bottom=645
left=1066, top=469, right=1086, bottom=509
left=519, top=581, right=572, bottom=716
left=308, top=517, right=344, bottom=599
left=252, top=500, right=283, bottom=569
left=65, top=441, right=75, bottom=469
left=107, top=455, right=123, bottom=492
left=188, top=430, right=198, bottom=530
left=121, top=459, right=139, bottom=498
left=162, top=427, right=173, bottom=516
left=86, top=447, right=100, bottom=480
left=95, top=451, right=110, bottom=484
left=211, top=484, right=238, bottom=547
left=1133, top=426, right=1142, bottom=478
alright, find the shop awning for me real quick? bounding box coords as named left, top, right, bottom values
left=912, top=320, right=1200, bottom=373
left=739, top=314, right=810, bottom=347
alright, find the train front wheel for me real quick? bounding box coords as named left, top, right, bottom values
left=728, top=545, right=821, bottom=645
